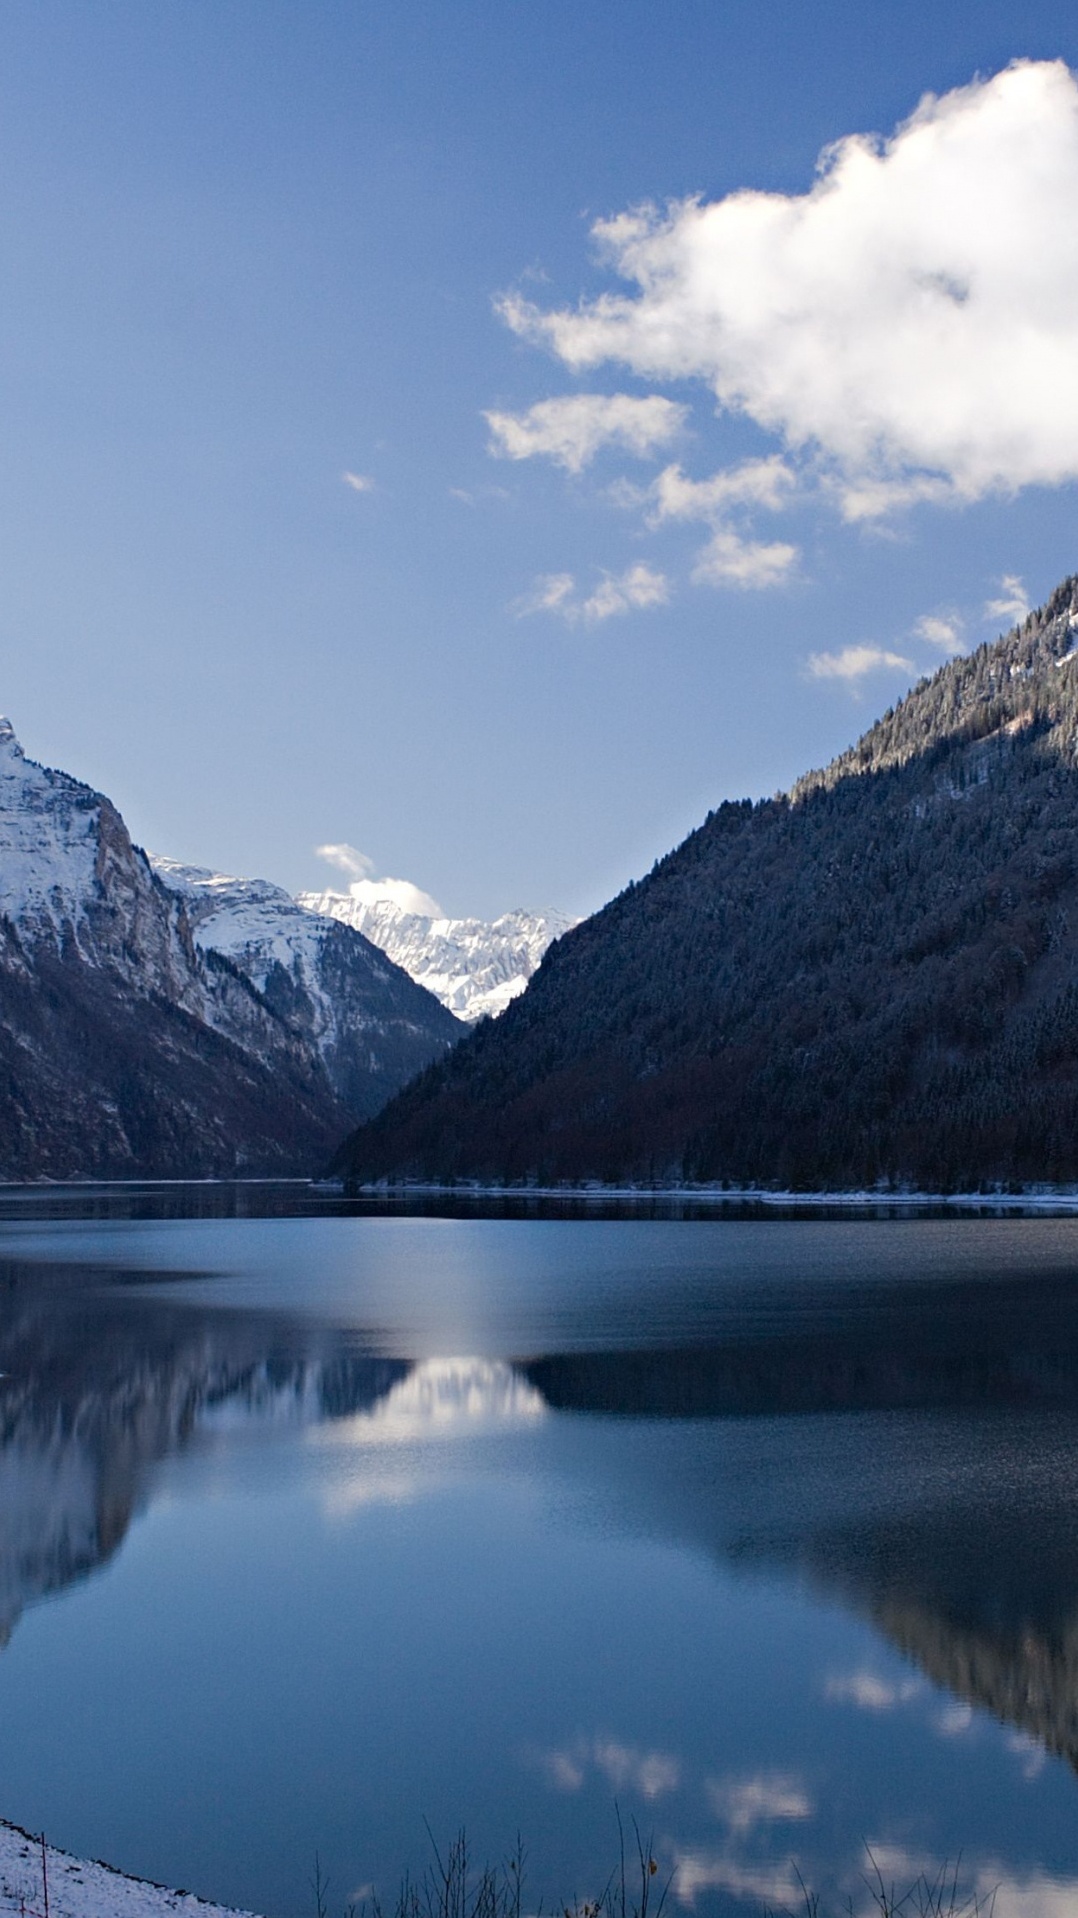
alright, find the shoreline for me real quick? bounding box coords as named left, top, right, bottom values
left=0, top=1822, right=263, bottom=1918
left=343, top=1179, right=1078, bottom=1212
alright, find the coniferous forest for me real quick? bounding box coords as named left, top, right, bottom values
left=336, top=575, right=1078, bottom=1190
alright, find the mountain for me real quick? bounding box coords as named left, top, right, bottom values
left=0, top=722, right=458, bottom=1178
left=297, top=887, right=574, bottom=1023
left=151, top=859, right=462, bottom=1118
left=336, top=573, right=1078, bottom=1191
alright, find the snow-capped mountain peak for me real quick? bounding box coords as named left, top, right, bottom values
left=0, top=718, right=165, bottom=962
left=295, top=881, right=576, bottom=1022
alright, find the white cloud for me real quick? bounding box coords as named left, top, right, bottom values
left=500, top=62, right=1078, bottom=516
left=807, top=645, right=915, bottom=682
left=316, top=842, right=375, bottom=880
left=516, top=563, right=670, bottom=624
left=648, top=457, right=800, bottom=588
left=706, top=1772, right=813, bottom=1834
left=343, top=875, right=444, bottom=917
left=693, top=528, right=798, bottom=588
left=514, top=572, right=577, bottom=617
left=837, top=473, right=956, bottom=522
left=985, top=573, right=1031, bottom=624
left=914, top=612, right=966, bottom=654
left=342, top=471, right=375, bottom=493
left=314, top=844, right=443, bottom=918
left=650, top=456, right=796, bottom=522
left=485, top=393, right=687, bottom=473
left=581, top=562, right=670, bottom=621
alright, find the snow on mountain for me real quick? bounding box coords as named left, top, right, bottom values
left=0, top=717, right=101, bottom=940
left=296, top=885, right=576, bottom=1022
left=150, top=857, right=463, bottom=1115
left=0, top=720, right=460, bottom=1176
left=0, top=718, right=359, bottom=1176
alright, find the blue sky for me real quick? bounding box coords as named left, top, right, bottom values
left=2, top=1, right=1078, bottom=919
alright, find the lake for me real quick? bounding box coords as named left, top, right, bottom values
left=2, top=1188, right=1078, bottom=1918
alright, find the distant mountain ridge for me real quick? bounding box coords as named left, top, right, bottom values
left=151, top=859, right=462, bottom=1118
left=297, top=887, right=574, bottom=1022
left=0, top=723, right=459, bottom=1178
left=336, top=573, right=1078, bottom=1191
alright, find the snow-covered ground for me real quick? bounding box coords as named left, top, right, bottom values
left=296, top=888, right=575, bottom=1022
left=0, top=1823, right=263, bottom=1918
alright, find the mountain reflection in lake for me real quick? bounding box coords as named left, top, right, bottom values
left=3, top=1207, right=1078, bottom=1918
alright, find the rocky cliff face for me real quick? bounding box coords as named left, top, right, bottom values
left=151, top=859, right=463, bottom=1120
left=0, top=724, right=459, bottom=1177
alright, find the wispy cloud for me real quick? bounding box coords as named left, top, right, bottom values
left=499, top=63, right=1078, bottom=519
left=312, top=843, right=443, bottom=918
left=342, top=470, right=375, bottom=493
left=985, top=573, right=1031, bottom=625
left=581, top=563, right=670, bottom=621
left=515, top=563, right=670, bottom=624
left=649, top=457, right=796, bottom=523
left=645, top=457, right=799, bottom=589
left=513, top=572, right=578, bottom=618
left=693, top=528, right=799, bottom=588
left=806, top=645, right=915, bottom=683
left=914, top=611, right=966, bottom=654
left=485, top=393, right=687, bottom=474
left=316, top=841, right=375, bottom=880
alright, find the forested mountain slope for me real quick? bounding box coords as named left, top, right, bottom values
left=336, top=575, right=1078, bottom=1190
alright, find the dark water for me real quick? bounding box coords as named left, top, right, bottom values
left=3, top=1191, right=1078, bottom=1918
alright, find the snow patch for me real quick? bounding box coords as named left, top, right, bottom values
left=0, top=1821, right=263, bottom=1918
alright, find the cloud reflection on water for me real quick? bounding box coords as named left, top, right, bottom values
left=534, top=1736, right=681, bottom=1801
left=704, top=1772, right=814, bottom=1834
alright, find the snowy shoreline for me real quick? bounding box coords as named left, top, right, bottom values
left=345, top=1179, right=1078, bottom=1212
left=0, top=1822, right=263, bottom=1918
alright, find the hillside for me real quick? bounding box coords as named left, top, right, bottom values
left=336, top=574, right=1078, bottom=1191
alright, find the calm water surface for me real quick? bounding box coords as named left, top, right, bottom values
left=2, top=1191, right=1078, bottom=1918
